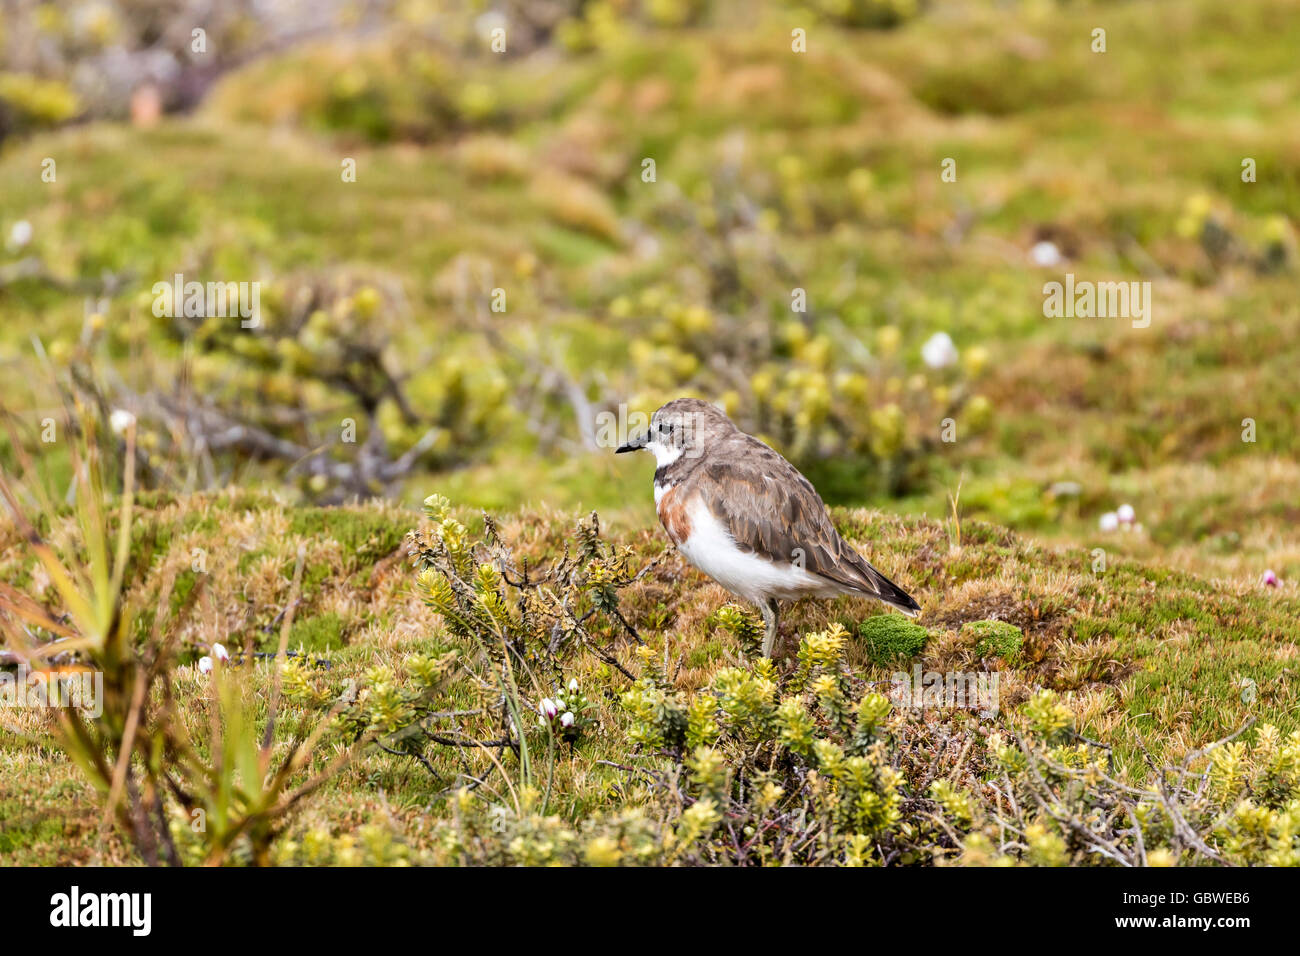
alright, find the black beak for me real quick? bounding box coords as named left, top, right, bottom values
left=615, top=430, right=649, bottom=454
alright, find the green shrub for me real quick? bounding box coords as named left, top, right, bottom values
left=0, top=72, right=79, bottom=138
left=806, top=0, right=924, bottom=30
left=619, top=624, right=913, bottom=863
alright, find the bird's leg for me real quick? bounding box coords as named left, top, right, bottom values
left=759, top=598, right=780, bottom=658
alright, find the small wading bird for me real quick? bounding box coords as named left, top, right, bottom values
left=617, top=398, right=921, bottom=657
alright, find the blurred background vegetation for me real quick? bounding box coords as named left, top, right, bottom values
left=1, top=0, right=1297, bottom=583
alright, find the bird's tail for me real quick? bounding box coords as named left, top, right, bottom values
left=853, top=560, right=922, bottom=618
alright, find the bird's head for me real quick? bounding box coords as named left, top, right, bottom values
left=615, top=398, right=734, bottom=467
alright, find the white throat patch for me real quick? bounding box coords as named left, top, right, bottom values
left=647, top=440, right=684, bottom=468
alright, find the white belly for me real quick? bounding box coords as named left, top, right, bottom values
left=675, top=497, right=843, bottom=603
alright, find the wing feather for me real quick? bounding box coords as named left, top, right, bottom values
left=686, top=434, right=920, bottom=614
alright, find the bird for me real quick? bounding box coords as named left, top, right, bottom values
left=616, top=398, right=921, bottom=657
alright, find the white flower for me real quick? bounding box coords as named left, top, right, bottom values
left=109, top=409, right=136, bottom=435
left=554, top=698, right=566, bottom=710
left=567, top=678, right=579, bottom=693
left=1116, top=504, right=1135, bottom=524
left=8, top=220, right=32, bottom=249
left=198, top=656, right=213, bottom=674
left=538, top=697, right=557, bottom=719
left=1099, top=512, right=1119, bottom=533
left=921, top=332, right=958, bottom=370
left=212, top=642, right=230, bottom=662
left=474, top=10, right=507, bottom=42
left=560, top=712, right=575, bottom=728
left=1029, top=240, right=1062, bottom=268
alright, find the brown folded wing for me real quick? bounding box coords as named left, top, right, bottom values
left=691, top=436, right=860, bottom=586
left=689, top=434, right=920, bottom=613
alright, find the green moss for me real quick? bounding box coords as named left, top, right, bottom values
left=237, top=548, right=272, bottom=576
left=287, top=611, right=346, bottom=653
left=286, top=508, right=408, bottom=567
left=963, top=620, right=1025, bottom=663
left=169, top=570, right=200, bottom=617
left=685, top=639, right=727, bottom=670
left=859, top=614, right=929, bottom=665
left=910, top=58, right=1091, bottom=117
left=0, top=801, right=72, bottom=856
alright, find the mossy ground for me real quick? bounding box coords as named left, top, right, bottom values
left=1, top=492, right=1296, bottom=863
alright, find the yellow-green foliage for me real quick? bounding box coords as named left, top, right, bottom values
left=0, top=72, right=79, bottom=132
left=435, top=787, right=669, bottom=866
left=274, top=823, right=414, bottom=867
left=621, top=625, right=908, bottom=863
left=134, top=277, right=510, bottom=496
left=712, top=603, right=764, bottom=655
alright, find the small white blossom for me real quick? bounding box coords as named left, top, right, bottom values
left=921, top=332, right=958, bottom=370
left=560, top=712, right=575, bottom=728
left=9, top=220, right=33, bottom=249
left=198, top=656, right=213, bottom=674
left=474, top=10, right=507, bottom=42
left=1029, top=240, right=1062, bottom=268
left=1116, top=504, right=1135, bottom=524
left=1099, top=512, right=1119, bottom=533
left=567, top=678, right=579, bottom=693
left=1262, top=569, right=1280, bottom=588
left=538, top=697, right=557, bottom=719
left=212, top=642, right=230, bottom=662
left=109, top=409, right=136, bottom=435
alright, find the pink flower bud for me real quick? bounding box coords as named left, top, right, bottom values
left=1262, top=569, right=1280, bottom=587
left=198, top=656, right=213, bottom=674
left=560, top=712, right=575, bottom=728
left=538, top=698, right=557, bottom=719
left=212, top=642, right=230, bottom=662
